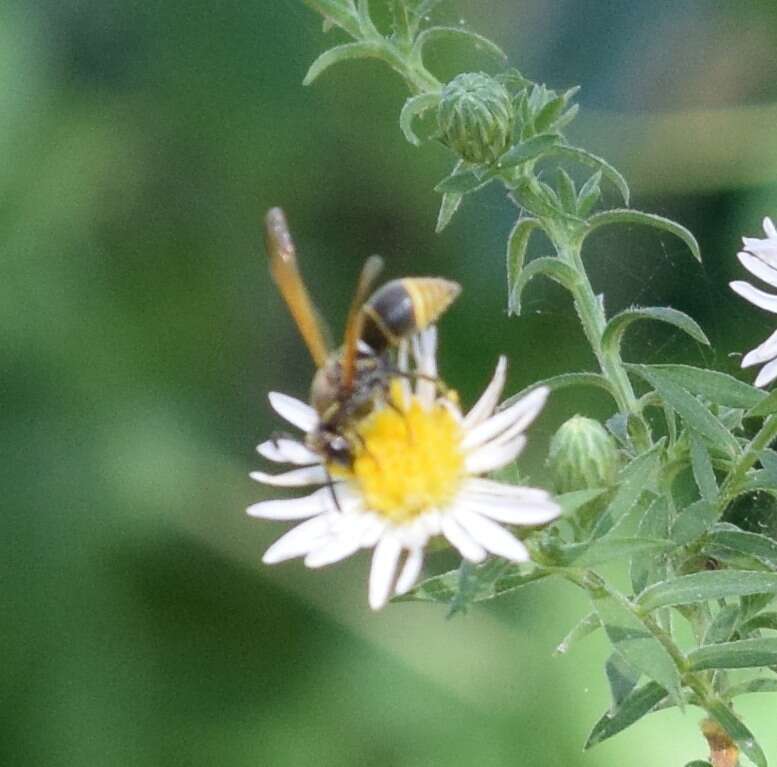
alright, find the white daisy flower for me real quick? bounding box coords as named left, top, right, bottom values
left=730, top=216, right=777, bottom=387
left=248, top=328, right=560, bottom=610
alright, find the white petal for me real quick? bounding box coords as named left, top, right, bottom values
left=395, top=548, right=424, bottom=595
left=369, top=534, right=402, bottom=610
left=250, top=465, right=329, bottom=487
left=441, top=514, right=487, bottom=562
left=257, top=438, right=319, bottom=465
left=304, top=527, right=363, bottom=568
left=413, top=327, right=438, bottom=406
left=458, top=490, right=561, bottom=526
left=764, top=217, right=777, bottom=239
left=247, top=486, right=341, bottom=520
left=730, top=281, right=777, bottom=314
left=262, top=514, right=336, bottom=564
left=463, top=356, right=507, bottom=428
left=742, top=237, right=777, bottom=260
left=754, top=357, right=777, bottom=388
left=357, top=514, right=388, bottom=547
left=465, top=435, right=526, bottom=474
left=454, top=508, right=530, bottom=562
left=461, top=386, right=548, bottom=451
left=742, top=327, right=777, bottom=368
left=268, top=392, right=318, bottom=432
left=737, top=252, right=777, bottom=289
left=464, top=477, right=551, bottom=500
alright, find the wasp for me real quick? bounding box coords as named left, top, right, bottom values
left=264, top=207, right=460, bottom=468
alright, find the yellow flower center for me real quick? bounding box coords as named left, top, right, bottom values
left=342, top=381, right=464, bottom=523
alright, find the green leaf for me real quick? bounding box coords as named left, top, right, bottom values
left=576, top=171, right=602, bottom=217
left=689, top=637, right=777, bottom=670
left=584, top=681, right=667, bottom=749
left=435, top=191, right=463, bottom=232
left=412, top=25, right=507, bottom=65
left=533, top=89, right=578, bottom=134
left=434, top=166, right=491, bottom=194
left=684, top=762, right=712, bottom=767
left=593, top=589, right=682, bottom=703
left=739, top=611, right=777, bottom=634
left=510, top=176, right=576, bottom=220
left=396, top=561, right=549, bottom=605
left=399, top=92, right=440, bottom=146
left=554, top=611, right=601, bottom=655
left=606, top=652, right=641, bottom=707
left=671, top=499, right=719, bottom=545
left=585, top=209, right=700, bottom=262
left=556, top=169, right=577, bottom=213
left=691, top=433, right=719, bottom=503
left=501, top=372, right=615, bottom=409
left=631, top=498, right=670, bottom=594
left=555, top=487, right=609, bottom=516
left=602, top=307, right=709, bottom=359
left=498, top=134, right=560, bottom=168
left=747, top=388, right=777, bottom=418
left=592, top=443, right=663, bottom=538
left=302, top=0, right=362, bottom=37
left=303, top=41, right=384, bottom=85
left=637, top=571, right=777, bottom=613
left=706, top=528, right=777, bottom=570
left=551, top=538, right=673, bottom=568
left=506, top=217, right=542, bottom=315
left=703, top=604, right=740, bottom=645
left=707, top=700, right=767, bottom=767
left=546, top=145, right=629, bottom=204
left=507, top=256, right=579, bottom=316
left=724, top=677, right=777, bottom=698
left=626, top=364, right=765, bottom=409
left=631, top=366, right=740, bottom=458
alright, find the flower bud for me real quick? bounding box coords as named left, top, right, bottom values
left=437, top=72, right=514, bottom=164
left=547, top=415, right=619, bottom=494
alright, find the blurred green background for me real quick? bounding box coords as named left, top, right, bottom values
left=4, top=1, right=777, bottom=764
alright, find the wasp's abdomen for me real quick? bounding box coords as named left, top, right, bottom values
left=361, top=278, right=460, bottom=351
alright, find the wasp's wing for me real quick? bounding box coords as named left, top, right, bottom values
left=341, top=254, right=384, bottom=391
left=264, top=208, right=330, bottom=368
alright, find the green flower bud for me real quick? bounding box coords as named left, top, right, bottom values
left=547, top=416, right=619, bottom=494
left=437, top=72, right=514, bottom=164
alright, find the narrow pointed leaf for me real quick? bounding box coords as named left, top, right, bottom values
left=592, top=442, right=663, bottom=538
left=546, top=145, right=629, bottom=204
left=637, top=571, right=777, bottom=613
left=739, top=611, right=777, bottom=634
left=606, top=652, right=641, bottom=707
left=593, top=589, right=682, bottom=703
left=412, top=26, right=507, bottom=64
left=707, top=700, right=767, bottom=767
left=691, top=432, right=719, bottom=503
left=302, top=0, right=361, bottom=37
left=689, top=637, right=777, bottom=670
left=705, top=528, right=777, bottom=570
left=747, top=388, right=777, bottom=418
left=555, top=487, right=608, bottom=516
left=554, top=611, right=600, bottom=655
left=602, top=307, right=709, bottom=358
left=304, top=41, right=385, bottom=85
left=631, top=366, right=740, bottom=457
left=506, top=217, right=542, bottom=315
left=399, top=92, right=440, bottom=146
left=501, top=372, right=615, bottom=409
left=626, top=364, right=765, bottom=409
left=585, top=209, right=700, bottom=262
left=724, top=677, right=777, bottom=698
left=584, top=681, right=667, bottom=749
left=631, top=498, right=670, bottom=594
left=557, top=169, right=577, bottom=213
left=435, top=191, right=463, bottom=232
left=499, top=134, right=560, bottom=168
left=553, top=538, right=673, bottom=567
left=434, top=167, right=491, bottom=194
left=671, top=499, right=719, bottom=545
left=507, top=256, right=579, bottom=315
left=577, top=171, right=602, bottom=217
left=703, top=604, right=740, bottom=646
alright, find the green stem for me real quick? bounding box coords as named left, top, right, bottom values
left=719, top=413, right=777, bottom=506
left=556, top=240, right=651, bottom=449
